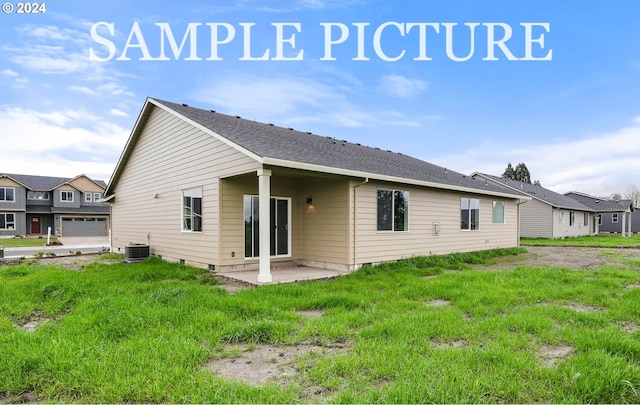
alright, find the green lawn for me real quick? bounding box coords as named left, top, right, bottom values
left=0, top=238, right=60, bottom=248
left=522, top=234, right=640, bottom=247
left=1, top=248, right=639, bottom=403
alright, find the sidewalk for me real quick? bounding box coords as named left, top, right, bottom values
left=2, top=237, right=110, bottom=259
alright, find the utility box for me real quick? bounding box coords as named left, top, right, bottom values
left=433, top=222, right=441, bottom=236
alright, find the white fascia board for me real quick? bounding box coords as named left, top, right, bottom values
left=263, top=157, right=530, bottom=201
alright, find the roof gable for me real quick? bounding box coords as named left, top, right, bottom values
left=107, top=97, right=527, bottom=200
left=0, top=173, right=106, bottom=191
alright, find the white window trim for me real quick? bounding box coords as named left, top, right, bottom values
left=0, top=213, right=15, bottom=230
left=612, top=213, right=619, bottom=223
left=243, top=195, right=292, bottom=260
left=85, top=192, right=92, bottom=202
left=93, top=192, right=101, bottom=202
left=0, top=187, right=15, bottom=203
left=28, top=191, right=50, bottom=200
left=492, top=201, right=505, bottom=224
left=181, top=187, right=203, bottom=233
left=461, top=197, right=480, bottom=231
left=61, top=191, right=74, bottom=202
left=559, top=210, right=565, bottom=223
left=376, top=188, right=410, bottom=233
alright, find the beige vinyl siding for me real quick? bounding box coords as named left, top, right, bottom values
left=552, top=208, right=592, bottom=238
left=218, top=173, right=351, bottom=270
left=354, top=182, right=519, bottom=265
left=110, top=105, right=260, bottom=267
left=520, top=198, right=553, bottom=238
left=299, top=177, right=350, bottom=265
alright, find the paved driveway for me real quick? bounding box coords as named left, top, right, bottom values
left=57, top=236, right=110, bottom=247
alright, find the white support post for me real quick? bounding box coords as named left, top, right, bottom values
left=628, top=212, right=632, bottom=236
left=622, top=212, right=627, bottom=238
left=257, top=169, right=272, bottom=283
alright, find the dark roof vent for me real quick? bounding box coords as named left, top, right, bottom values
left=268, top=123, right=274, bottom=126
left=288, top=127, right=294, bottom=130
left=235, top=115, right=241, bottom=119
left=306, top=131, right=312, bottom=134
left=209, top=110, right=216, bottom=113
left=181, top=103, right=188, bottom=107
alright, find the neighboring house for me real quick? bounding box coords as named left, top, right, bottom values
left=105, top=97, right=529, bottom=282
left=471, top=173, right=596, bottom=238
left=0, top=173, right=110, bottom=238
left=564, top=191, right=636, bottom=235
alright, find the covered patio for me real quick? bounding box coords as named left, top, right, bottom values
left=217, top=263, right=350, bottom=286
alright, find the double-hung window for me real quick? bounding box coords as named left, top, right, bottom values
left=0, top=213, right=15, bottom=230
left=0, top=187, right=15, bottom=202
left=584, top=213, right=589, bottom=226
left=461, top=198, right=479, bottom=230
left=377, top=189, right=409, bottom=232
left=569, top=211, right=575, bottom=226
left=85, top=192, right=92, bottom=202
left=612, top=213, right=619, bottom=223
left=61, top=191, right=74, bottom=202
left=182, top=187, right=202, bottom=232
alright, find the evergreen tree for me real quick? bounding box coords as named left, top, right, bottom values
left=514, top=163, right=531, bottom=184
left=502, top=162, right=532, bottom=184
left=502, top=162, right=515, bottom=179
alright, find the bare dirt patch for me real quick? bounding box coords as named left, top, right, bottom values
left=619, top=321, right=640, bottom=334
left=427, top=299, right=451, bottom=307
left=204, top=341, right=348, bottom=388
left=35, top=254, right=120, bottom=270
left=564, top=302, right=603, bottom=313
left=473, top=246, right=640, bottom=272
left=297, top=310, right=324, bottom=319
left=537, top=344, right=574, bottom=367
left=431, top=339, right=468, bottom=349
left=15, top=310, right=52, bottom=332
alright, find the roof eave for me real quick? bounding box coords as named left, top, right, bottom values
left=264, top=158, right=530, bottom=200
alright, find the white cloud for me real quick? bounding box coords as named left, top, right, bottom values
left=1, top=69, right=19, bottom=77
left=427, top=122, right=640, bottom=197
left=378, top=75, right=427, bottom=98
left=0, top=107, right=129, bottom=181
left=70, top=85, right=97, bottom=95
left=193, top=75, right=423, bottom=129
left=110, top=109, right=129, bottom=117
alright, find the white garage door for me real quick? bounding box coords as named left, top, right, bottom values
left=61, top=218, right=108, bottom=237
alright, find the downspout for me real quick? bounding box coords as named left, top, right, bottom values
left=352, top=177, right=369, bottom=270
left=516, top=199, right=527, bottom=246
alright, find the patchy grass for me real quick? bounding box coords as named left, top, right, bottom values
left=522, top=234, right=640, bottom=247
left=1, top=249, right=640, bottom=403
left=0, top=238, right=61, bottom=248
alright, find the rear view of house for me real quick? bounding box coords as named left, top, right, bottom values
left=471, top=173, right=596, bottom=238
left=105, top=98, right=529, bottom=282
left=565, top=191, right=636, bottom=235
left=0, top=173, right=110, bottom=238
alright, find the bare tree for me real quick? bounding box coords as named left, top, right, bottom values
left=625, top=184, right=640, bottom=206
left=610, top=193, right=622, bottom=201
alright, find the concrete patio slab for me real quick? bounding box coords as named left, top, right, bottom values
left=217, top=265, right=349, bottom=285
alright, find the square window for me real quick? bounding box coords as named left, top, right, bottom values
left=61, top=191, right=74, bottom=202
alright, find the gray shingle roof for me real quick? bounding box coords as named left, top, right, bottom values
left=473, top=173, right=594, bottom=211
left=565, top=191, right=634, bottom=212
left=151, top=98, right=520, bottom=197
left=0, top=173, right=106, bottom=190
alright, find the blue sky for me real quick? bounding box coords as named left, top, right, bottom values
left=1, top=0, right=639, bottom=197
